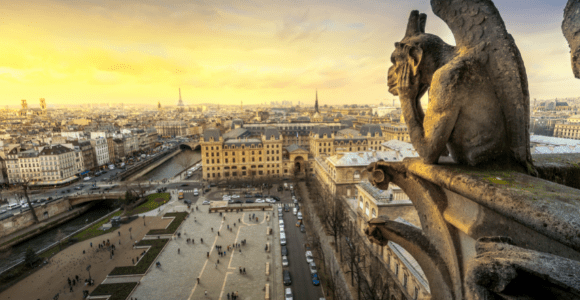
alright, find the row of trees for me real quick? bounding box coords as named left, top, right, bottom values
left=303, top=178, right=395, bottom=300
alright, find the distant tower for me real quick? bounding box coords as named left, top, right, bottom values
left=315, top=90, right=319, bottom=113
left=39, top=98, right=46, bottom=110
left=158, top=101, right=161, bottom=110
left=177, top=88, right=184, bottom=106
left=21, top=99, right=28, bottom=110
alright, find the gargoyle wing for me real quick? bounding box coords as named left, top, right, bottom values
left=431, top=0, right=533, bottom=172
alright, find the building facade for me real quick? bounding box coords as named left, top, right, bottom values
left=90, top=137, right=110, bottom=167
left=5, top=145, right=76, bottom=185
left=554, top=123, right=580, bottom=140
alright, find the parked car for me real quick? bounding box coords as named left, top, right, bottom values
left=283, top=270, right=292, bottom=285
left=254, top=194, right=262, bottom=198
left=309, top=262, right=317, bottom=274
left=277, top=186, right=283, bottom=192
left=281, top=245, right=288, bottom=256
left=233, top=200, right=243, bottom=204
left=312, top=273, right=320, bottom=286
left=255, top=199, right=265, bottom=203
left=245, top=194, right=253, bottom=198
left=90, top=187, right=100, bottom=190
left=278, top=212, right=283, bottom=218
left=300, top=224, right=306, bottom=233
left=202, top=200, right=211, bottom=205
left=245, top=200, right=255, bottom=203
left=74, top=186, right=83, bottom=190
left=83, top=177, right=91, bottom=181
left=266, top=198, right=276, bottom=203
left=181, top=184, right=188, bottom=187
left=306, top=251, right=314, bottom=264
left=272, top=196, right=280, bottom=201
left=296, top=221, right=301, bottom=227
left=293, top=208, right=297, bottom=215
left=297, top=212, right=303, bottom=220
left=285, top=288, right=293, bottom=300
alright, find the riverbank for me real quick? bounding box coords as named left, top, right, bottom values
left=0, top=203, right=95, bottom=251
left=172, top=159, right=202, bottom=180
left=126, top=149, right=182, bottom=181
left=0, top=215, right=171, bottom=300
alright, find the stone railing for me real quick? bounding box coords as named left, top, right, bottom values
left=365, top=157, right=580, bottom=299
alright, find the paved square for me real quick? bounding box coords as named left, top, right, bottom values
left=131, top=195, right=281, bottom=300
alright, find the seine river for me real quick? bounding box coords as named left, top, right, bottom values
left=0, top=204, right=111, bottom=274
left=140, top=149, right=201, bottom=181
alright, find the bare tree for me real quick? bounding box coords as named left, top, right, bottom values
left=175, top=152, right=191, bottom=176
left=21, top=180, right=39, bottom=224
left=324, top=195, right=347, bottom=263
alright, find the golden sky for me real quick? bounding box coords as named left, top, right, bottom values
left=0, top=0, right=576, bottom=107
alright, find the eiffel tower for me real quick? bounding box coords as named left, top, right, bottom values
left=177, top=88, right=184, bottom=106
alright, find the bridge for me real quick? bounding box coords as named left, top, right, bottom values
left=67, top=192, right=126, bottom=206
left=179, top=140, right=200, bottom=150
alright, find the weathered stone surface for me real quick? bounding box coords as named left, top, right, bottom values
left=387, top=1, right=533, bottom=173
left=563, top=0, right=580, bottom=78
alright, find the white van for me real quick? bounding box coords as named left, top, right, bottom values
left=280, top=233, right=287, bottom=245
left=293, top=208, right=297, bottom=215
left=193, top=188, right=199, bottom=196
left=285, top=287, right=293, bottom=300
left=8, top=202, right=21, bottom=210
left=279, top=219, right=284, bottom=226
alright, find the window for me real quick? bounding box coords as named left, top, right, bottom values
left=242, top=158, right=245, bottom=163
left=403, top=273, right=408, bottom=288
left=414, top=287, right=419, bottom=300
left=372, top=208, right=377, bottom=218
left=365, top=202, right=369, bottom=216
left=225, top=159, right=228, bottom=163
left=395, top=263, right=399, bottom=276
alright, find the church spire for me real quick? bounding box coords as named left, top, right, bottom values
left=315, top=89, right=319, bottom=113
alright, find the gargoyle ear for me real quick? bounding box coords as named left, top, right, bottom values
left=407, top=45, right=423, bottom=76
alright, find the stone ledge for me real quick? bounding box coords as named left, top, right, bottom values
left=384, top=158, right=580, bottom=253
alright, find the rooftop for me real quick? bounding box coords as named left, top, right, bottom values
left=327, top=151, right=399, bottom=167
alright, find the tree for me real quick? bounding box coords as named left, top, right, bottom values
left=325, top=195, right=347, bottom=262
left=21, top=180, right=39, bottom=224
left=24, top=247, right=39, bottom=269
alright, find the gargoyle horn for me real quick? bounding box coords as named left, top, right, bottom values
left=419, top=13, right=427, bottom=34
left=405, top=10, right=422, bottom=38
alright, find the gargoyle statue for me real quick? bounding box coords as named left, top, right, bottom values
left=388, top=0, right=534, bottom=173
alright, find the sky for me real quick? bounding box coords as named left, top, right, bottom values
left=0, top=0, right=576, bottom=107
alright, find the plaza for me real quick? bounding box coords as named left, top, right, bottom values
left=130, top=194, right=281, bottom=300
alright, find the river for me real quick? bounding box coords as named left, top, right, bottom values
left=0, top=204, right=111, bottom=274
left=140, top=149, right=201, bottom=181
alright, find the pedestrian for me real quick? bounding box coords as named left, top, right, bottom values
left=192, top=238, right=195, bottom=243
left=238, top=218, right=240, bottom=222
left=207, top=252, right=209, bottom=258
left=239, top=249, right=241, bottom=254
left=227, top=224, right=229, bottom=230
left=201, top=238, right=203, bottom=243
left=218, top=231, right=220, bottom=236
left=227, top=293, right=230, bottom=300
left=243, top=268, right=246, bottom=274
left=211, top=227, right=213, bottom=232
left=217, top=259, right=220, bottom=264
left=178, top=248, right=180, bottom=254
left=234, top=223, right=236, bottom=227
left=118, top=231, right=120, bottom=236
left=90, top=242, right=92, bottom=247
left=205, top=290, right=208, bottom=296
left=239, top=267, right=242, bottom=274
left=215, top=263, right=217, bottom=269
left=197, top=277, right=200, bottom=284
left=223, top=251, right=226, bottom=256
left=132, top=258, right=134, bottom=264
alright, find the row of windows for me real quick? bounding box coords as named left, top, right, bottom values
left=206, top=169, right=282, bottom=178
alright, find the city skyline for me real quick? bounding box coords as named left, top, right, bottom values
left=0, top=0, right=576, bottom=106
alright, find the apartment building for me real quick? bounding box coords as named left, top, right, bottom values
left=90, top=137, right=110, bottom=167
left=5, top=145, right=76, bottom=185
left=309, top=124, right=385, bottom=158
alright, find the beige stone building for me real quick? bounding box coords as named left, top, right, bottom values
left=309, top=124, right=385, bottom=158
left=202, top=127, right=310, bottom=181
left=352, top=181, right=430, bottom=300
left=381, top=123, right=411, bottom=142
left=554, top=123, right=580, bottom=140
left=313, top=151, right=398, bottom=196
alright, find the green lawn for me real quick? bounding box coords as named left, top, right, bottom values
left=146, top=212, right=188, bottom=235
left=108, top=239, right=168, bottom=275
left=90, top=282, right=138, bottom=300
left=71, top=210, right=123, bottom=242
left=126, top=193, right=170, bottom=216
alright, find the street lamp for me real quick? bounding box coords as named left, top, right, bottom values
left=86, top=264, right=92, bottom=283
